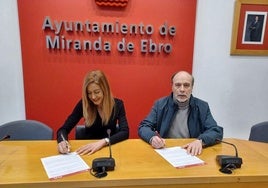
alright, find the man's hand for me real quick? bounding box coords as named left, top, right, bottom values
left=150, top=136, right=166, bottom=149
left=182, top=139, right=203, bottom=156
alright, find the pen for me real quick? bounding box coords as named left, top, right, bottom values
left=61, top=133, right=70, bottom=152
left=155, top=131, right=165, bottom=148
left=155, top=131, right=161, bottom=138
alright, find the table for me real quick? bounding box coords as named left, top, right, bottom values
left=0, top=138, right=268, bottom=188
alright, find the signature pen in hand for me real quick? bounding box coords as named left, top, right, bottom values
left=60, top=133, right=71, bottom=153
left=155, top=131, right=165, bottom=148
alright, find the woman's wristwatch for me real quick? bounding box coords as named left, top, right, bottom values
left=104, top=138, right=110, bottom=145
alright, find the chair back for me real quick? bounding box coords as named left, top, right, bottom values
left=0, top=120, right=53, bottom=140
left=75, top=125, right=87, bottom=140
left=249, top=121, right=268, bottom=143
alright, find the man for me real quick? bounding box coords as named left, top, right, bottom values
left=249, top=15, right=262, bottom=42
left=138, top=71, right=223, bottom=155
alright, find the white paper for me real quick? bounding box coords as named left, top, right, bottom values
left=41, top=152, right=90, bottom=179
left=155, top=146, right=205, bottom=168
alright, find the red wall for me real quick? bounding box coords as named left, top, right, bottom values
left=17, top=0, right=196, bottom=139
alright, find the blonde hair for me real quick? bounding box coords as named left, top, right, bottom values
left=82, top=70, right=115, bottom=126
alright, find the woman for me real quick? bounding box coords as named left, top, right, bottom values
left=57, top=70, right=129, bottom=155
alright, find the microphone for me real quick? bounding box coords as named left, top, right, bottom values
left=216, top=139, right=243, bottom=169
left=92, top=129, right=115, bottom=176
left=0, top=135, right=10, bottom=141
left=107, top=129, right=112, bottom=158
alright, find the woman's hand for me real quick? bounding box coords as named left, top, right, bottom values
left=58, top=141, right=71, bottom=154
left=76, top=139, right=107, bottom=155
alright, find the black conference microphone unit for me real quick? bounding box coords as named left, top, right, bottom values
left=91, top=129, right=115, bottom=177
left=216, top=139, right=243, bottom=171
left=0, top=135, right=10, bottom=141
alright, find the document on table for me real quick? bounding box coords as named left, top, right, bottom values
left=155, top=146, right=205, bottom=168
left=41, top=152, right=90, bottom=180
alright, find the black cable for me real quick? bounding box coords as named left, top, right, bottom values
left=219, top=163, right=237, bottom=174
left=90, top=167, right=107, bottom=178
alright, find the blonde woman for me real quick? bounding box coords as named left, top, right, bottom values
left=57, top=70, right=129, bottom=155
